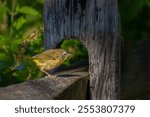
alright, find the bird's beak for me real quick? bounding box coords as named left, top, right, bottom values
left=68, top=53, right=72, bottom=58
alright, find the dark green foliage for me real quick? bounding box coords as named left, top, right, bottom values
left=0, top=0, right=44, bottom=87
left=118, top=0, right=150, bottom=45
left=119, top=0, right=145, bottom=24
left=119, top=0, right=150, bottom=99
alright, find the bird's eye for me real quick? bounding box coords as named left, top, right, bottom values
left=63, top=52, right=67, bottom=56
left=61, top=52, right=68, bottom=59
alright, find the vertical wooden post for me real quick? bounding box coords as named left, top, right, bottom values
left=44, top=0, right=120, bottom=99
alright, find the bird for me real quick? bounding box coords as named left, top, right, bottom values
left=15, top=49, right=71, bottom=78
left=31, top=49, right=71, bottom=78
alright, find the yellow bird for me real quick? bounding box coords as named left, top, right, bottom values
left=31, top=49, right=71, bottom=78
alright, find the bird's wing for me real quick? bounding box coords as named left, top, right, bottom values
left=44, top=59, right=62, bottom=70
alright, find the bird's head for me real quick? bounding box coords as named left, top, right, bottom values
left=61, top=51, right=71, bottom=61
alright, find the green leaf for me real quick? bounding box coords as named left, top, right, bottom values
left=10, top=39, right=22, bottom=52
left=0, top=53, right=12, bottom=62
left=0, top=4, right=7, bottom=13
left=37, top=0, right=44, bottom=4
left=0, top=4, right=7, bottom=21
left=13, top=16, right=26, bottom=30
left=0, top=36, right=9, bottom=48
left=0, top=35, right=4, bottom=40
left=17, top=6, right=41, bottom=16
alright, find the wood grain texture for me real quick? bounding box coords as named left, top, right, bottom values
left=0, top=71, right=88, bottom=100
left=44, top=0, right=120, bottom=99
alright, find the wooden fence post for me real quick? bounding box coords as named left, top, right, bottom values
left=44, top=0, right=120, bottom=99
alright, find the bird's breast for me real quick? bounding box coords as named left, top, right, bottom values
left=44, top=59, right=62, bottom=70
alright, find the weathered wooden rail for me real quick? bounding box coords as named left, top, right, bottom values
left=0, top=69, right=89, bottom=100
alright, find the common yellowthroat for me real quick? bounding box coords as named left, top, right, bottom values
left=31, top=49, right=71, bottom=77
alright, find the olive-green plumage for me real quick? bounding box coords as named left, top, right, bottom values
left=31, top=49, right=70, bottom=77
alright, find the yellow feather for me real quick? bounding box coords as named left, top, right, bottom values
left=31, top=49, right=70, bottom=77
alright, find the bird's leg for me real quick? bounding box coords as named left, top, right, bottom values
left=40, top=68, right=56, bottom=78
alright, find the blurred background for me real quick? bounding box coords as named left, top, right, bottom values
left=0, top=0, right=150, bottom=99
left=119, top=0, right=150, bottom=99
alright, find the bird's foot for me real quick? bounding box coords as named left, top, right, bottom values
left=45, top=75, right=57, bottom=78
